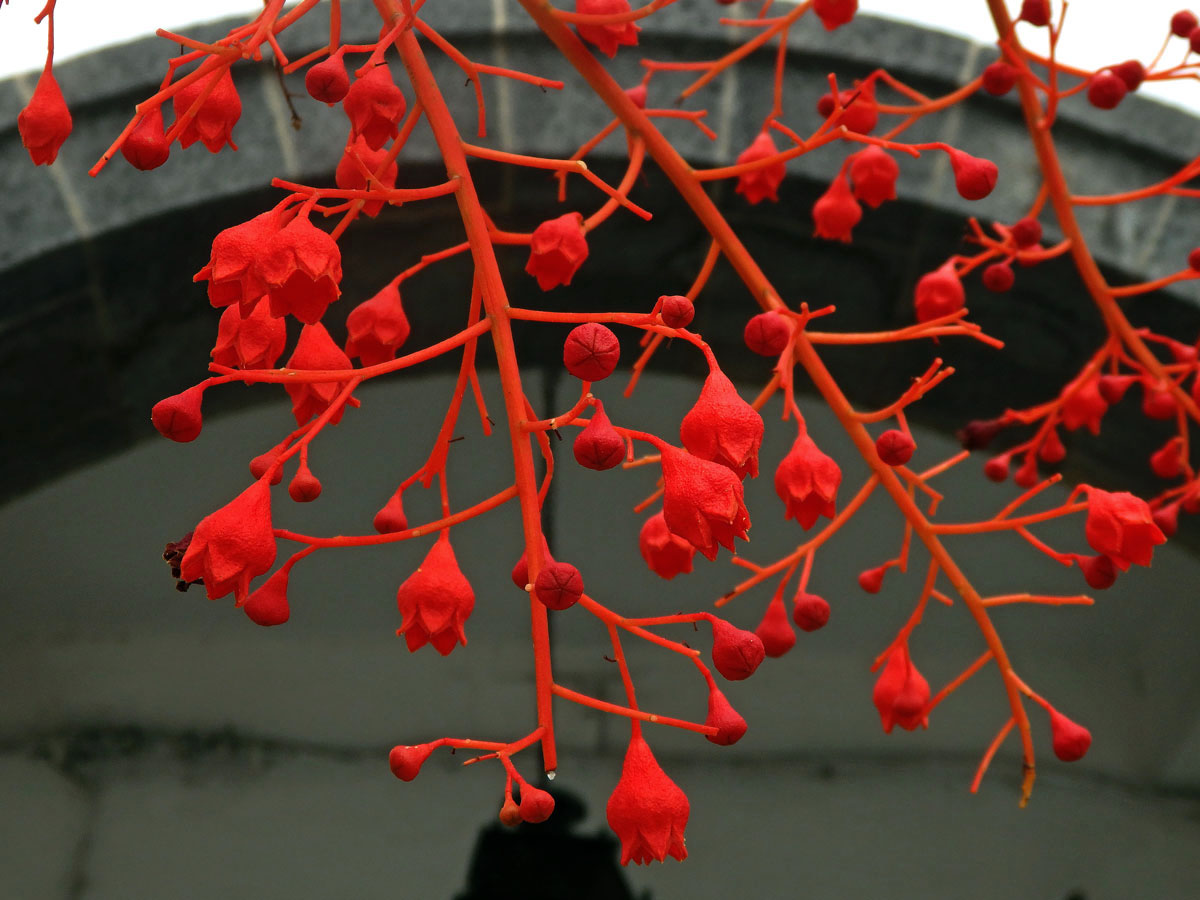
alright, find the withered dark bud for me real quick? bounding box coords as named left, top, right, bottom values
left=163, top=531, right=203, bottom=592
left=956, top=418, right=1005, bottom=450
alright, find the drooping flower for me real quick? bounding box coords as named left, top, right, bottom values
left=18, top=67, right=72, bottom=165
left=774, top=432, right=841, bottom=529
left=284, top=324, right=355, bottom=426
left=848, top=145, right=899, bottom=208
left=1061, top=377, right=1108, bottom=435
left=511, top=535, right=555, bottom=589
left=812, top=173, right=862, bottom=242
left=345, top=280, right=410, bottom=367
left=305, top=50, right=350, bottom=105
left=194, top=211, right=279, bottom=313
left=660, top=443, right=751, bottom=560
left=396, top=531, right=475, bottom=655
left=606, top=732, right=689, bottom=865
left=211, top=301, right=288, bottom=370
left=526, top=212, right=589, bottom=290
left=913, top=262, right=965, bottom=322
left=121, top=105, right=169, bottom=171
left=574, top=0, right=641, bottom=58
left=638, top=511, right=696, bottom=580
left=343, top=64, right=407, bottom=151
left=1083, top=486, right=1166, bottom=571
left=872, top=643, right=930, bottom=733
left=260, top=216, right=343, bottom=324
left=1010, top=217, right=1043, bottom=248
left=1019, top=0, right=1051, bottom=27
left=152, top=386, right=205, bottom=443
left=754, top=591, right=796, bottom=658
left=680, top=367, right=764, bottom=479
left=813, top=0, right=857, bottom=30
left=733, top=131, right=786, bottom=205
left=173, top=68, right=241, bottom=153
left=574, top=402, right=625, bottom=470
left=179, top=479, right=277, bottom=605
left=288, top=462, right=322, bottom=503
left=563, top=323, right=620, bottom=381
left=335, top=136, right=399, bottom=217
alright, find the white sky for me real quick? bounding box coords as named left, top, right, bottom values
left=1, top=0, right=1198, bottom=112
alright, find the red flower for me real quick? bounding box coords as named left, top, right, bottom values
left=982, top=61, right=1017, bottom=96
left=18, top=67, right=72, bottom=165
left=575, top=0, right=641, bottom=58
left=173, top=68, right=241, bottom=153
left=913, top=262, right=965, bottom=322
left=121, top=105, right=169, bottom=171
left=754, top=591, right=796, bottom=658
left=1061, top=377, right=1107, bottom=435
left=335, top=136, right=399, bottom=217
left=638, top=511, right=696, bottom=579
left=389, top=742, right=437, bottom=781
left=563, top=323, right=620, bottom=381
left=574, top=402, right=625, bottom=470
left=284, top=324, right=355, bottom=426
left=680, top=367, right=764, bottom=479
left=813, top=0, right=857, bottom=29
left=660, top=444, right=751, bottom=560
left=1049, top=708, right=1092, bottom=762
left=872, top=643, right=930, bottom=733
left=848, top=145, right=899, bottom=208
left=946, top=148, right=998, bottom=201
left=1083, top=487, right=1166, bottom=571
left=345, top=280, right=410, bottom=367
left=774, top=432, right=841, bottom=529
left=343, top=65, right=407, bottom=151
left=260, top=216, right=343, bottom=324
left=152, top=386, right=205, bottom=443
left=710, top=617, right=765, bottom=680
left=1020, top=0, right=1051, bottom=27
left=179, top=479, right=276, bottom=605
left=817, top=80, right=877, bottom=134
left=519, top=786, right=556, bottom=823
left=526, top=213, right=589, bottom=290
left=194, top=212, right=279, bottom=313
left=373, top=489, right=408, bottom=534
left=396, top=532, right=475, bottom=655
left=305, top=50, right=350, bottom=105
left=734, top=132, right=785, bottom=205
left=606, top=732, right=689, bottom=865
left=211, top=301, right=287, bottom=370
left=812, top=173, right=862, bottom=242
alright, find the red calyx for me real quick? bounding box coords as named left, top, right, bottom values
left=260, top=216, right=343, bottom=324
left=1191, top=26, right=1200, bottom=54
left=982, top=262, right=1015, bottom=292
left=983, top=454, right=1011, bottom=482
left=574, top=403, right=625, bottom=470
left=152, top=386, right=205, bottom=443
left=813, top=0, right=857, bottom=30
left=179, top=480, right=277, bottom=605
left=734, top=131, right=786, bottom=205
left=656, top=294, right=695, bottom=329
left=121, top=106, right=169, bottom=171
left=812, top=174, right=862, bottom=243
left=1010, top=217, right=1043, bottom=247
left=754, top=592, right=796, bottom=658
left=388, top=742, right=436, bottom=781
left=1062, top=377, right=1108, bottom=434
left=1038, top=428, right=1066, bottom=464
left=288, top=464, right=322, bottom=503
left=1087, top=70, right=1127, bottom=110
left=606, top=733, right=689, bottom=865
left=250, top=450, right=284, bottom=485
left=305, top=50, right=350, bottom=105
left=563, top=322, right=620, bottom=381
left=1048, top=708, right=1092, bottom=762
left=946, top=148, right=998, bottom=201
left=957, top=418, right=1004, bottom=450
left=511, top=535, right=554, bottom=589
left=792, top=591, right=831, bottom=632
left=343, top=65, right=406, bottom=150
left=872, top=643, right=930, bottom=733
left=212, top=301, right=287, bottom=370
left=1150, top=437, right=1184, bottom=479
left=173, top=68, right=241, bottom=153
left=336, top=136, right=400, bottom=218
left=816, top=80, right=877, bottom=134
left=527, top=212, right=589, bottom=290
left=1083, top=486, right=1167, bottom=571
left=744, top=311, right=791, bottom=357
left=396, top=532, right=475, bottom=655
left=242, top=566, right=291, bottom=626
left=1019, top=0, right=1052, bottom=27
left=193, top=211, right=279, bottom=313
left=1141, top=381, right=1178, bottom=420
left=345, top=280, right=410, bottom=366
left=638, top=511, right=696, bottom=580
left=624, top=83, right=647, bottom=109
left=1076, top=553, right=1117, bottom=590
left=774, top=432, right=842, bottom=529
left=858, top=565, right=886, bottom=594
left=848, top=145, right=899, bottom=208
left=519, top=786, right=556, bottom=823
left=981, top=61, right=1017, bottom=96
left=1153, top=502, right=1181, bottom=538
left=284, top=324, right=355, bottom=427
left=914, top=262, right=965, bottom=322
left=660, top=443, right=751, bottom=560
left=574, top=0, right=641, bottom=58
left=709, top=617, right=766, bottom=681
left=533, top=562, right=584, bottom=611
left=703, top=686, right=748, bottom=746
left=18, top=67, right=73, bottom=165
left=373, top=490, right=408, bottom=534
left=875, top=429, right=916, bottom=467
left=680, top=366, right=765, bottom=479
left=1112, top=60, right=1145, bottom=91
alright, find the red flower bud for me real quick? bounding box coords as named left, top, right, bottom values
left=1153, top=502, right=1181, bottom=538
left=180, top=479, right=277, bottom=604
left=574, top=403, right=625, bottom=470
left=173, top=68, right=241, bottom=153
left=1076, top=553, right=1117, bottom=590
left=563, top=322, right=620, bottom=381
left=946, top=148, right=998, bottom=201
left=680, top=367, right=764, bottom=479
left=875, top=429, right=915, bottom=467
left=733, top=131, right=786, bottom=205
left=527, top=212, right=589, bottom=290
left=982, top=262, right=1015, bottom=292
left=872, top=643, right=930, bottom=733
left=18, top=67, right=72, bottom=165
left=374, top=489, right=408, bottom=534
left=754, top=591, right=796, bottom=658
left=242, top=566, right=291, bottom=626
left=1112, top=59, right=1145, bottom=91
left=534, top=561, right=584, bottom=611
left=848, top=145, right=899, bottom=208
left=575, top=0, right=641, bottom=58
left=1048, top=708, right=1091, bottom=762
left=1171, top=10, right=1198, bottom=37
left=1191, top=26, right=1200, bottom=54
left=606, top=733, right=689, bottom=865
left=388, top=742, right=436, bottom=781
left=656, top=295, right=694, bottom=329
left=396, top=532, right=475, bottom=655
left=212, top=301, right=287, bottom=370
left=624, top=84, right=647, bottom=109
left=1189, top=247, right=1200, bottom=271
left=499, top=797, right=522, bottom=828
left=660, top=444, right=751, bottom=560
left=775, top=432, right=841, bottom=528
left=305, top=51, right=350, bottom=105
left=519, top=786, right=556, bottom=823
left=1013, top=453, right=1039, bottom=488
left=813, top=174, right=862, bottom=243
left=121, top=105, right=169, bottom=171
left=336, top=136, right=399, bottom=218
left=983, top=454, right=1011, bottom=482
left=792, top=591, right=831, bottom=632
left=1150, top=436, right=1184, bottom=479
left=250, top=451, right=284, bottom=485
left=1061, top=377, right=1107, bottom=435
left=152, top=386, right=205, bottom=443
left=1141, top=381, right=1178, bottom=420
left=345, top=280, right=410, bottom=366
left=744, top=311, right=791, bottom=357
left=1037, top=428, right=1066, bottom=464
left=1011, top=217, right=1043, bottom=247
left=1083, top=486, right=1167, bottom=571
left=703, top=685, right=748, bottom=746
left=813, top=0, right=857, bottom=30
left=638, top=511, right=696, bottom=580
left=1019, top=0, right=1052, bottom=27
left=710, top=617, right=765, bottom=681
left=288, top=464, right=322, bottom=503
left=858, top=565, right=886, bottom=594
left=1087, top=70, right=1127, bottom=110
left=511, top=536, right=554, bottom=589
left=816, top=80, right=877, bottom=134
left=343, top=65, right=406, bottom=151
left=260, top=216, right=343, bottom=324
left=982, top=61, right=1017, bottom=95
left=284, top=324, right=355, bottom=426
left=914, top=262, right=965, bottom=322
left=957, top=418, right=1004, bottom=450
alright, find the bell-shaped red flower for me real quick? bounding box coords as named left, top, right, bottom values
left=527, top=213, right=589, bottom=290
left=638, top=511, right=696, bottom=579
left=18, top=67, right=73, bottom=165
left=754, top=591, right=796, bottom=658
left=734, top=131, right=786, bottom=205
left=194, top=211, right=279, bottom=313
left=121, top=105, right=169, bottom=171
left=345, top=280, right=410, bottom=366
left=563, top=323, right=620, bottom=381
left=336, top=136, right=399, bottom=217
left=343, top=65, right=407, bottom=151
left=946, top=147, right=998, bottom=201
left=660, top=443, right=751, bottom=560
left=305, top=50, right=350, bottom=105
left=1049, top=708, right=1092, bottom=762
left=872, top=643, right=930, bottom=733
left=574, top=403, right=625, bottom=470
left=680, top=367, right=764, bottom=479
left=242, top=566, right=291, bottom=626
left=260, top=216, right=343, bottom=324
left=396, top=532, right=475, bottom=655
left=179, top=479, right=276, bottom=604
left=211, top=301, right=287, bottom=370
left=774, top=432, right=841, bottom=529
left=849, top=145, right=899, bottom=208
left=152, top=386, right=205, bottom=443
left=813, top=173, right=862, bottom=242
left=284, top=324, right=355, bottom=426
left=1083, top=486, right=1166, bottom=571
left=913, top=262, right=965, bottom=322
left=743, top=311, right=791, bottom=357
left=606, top=732, right=689, bottom=865
left=173, top=68, right=241, bottom=152
left=813, top=0, right=857, bottom=29
left=575, top=0, right=641, bottom=58
left=1061, top=377, right=1107, bottom=435
left=704, top=685, right=748, bottom=746
left=710, top=617, right=766, bottom=680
